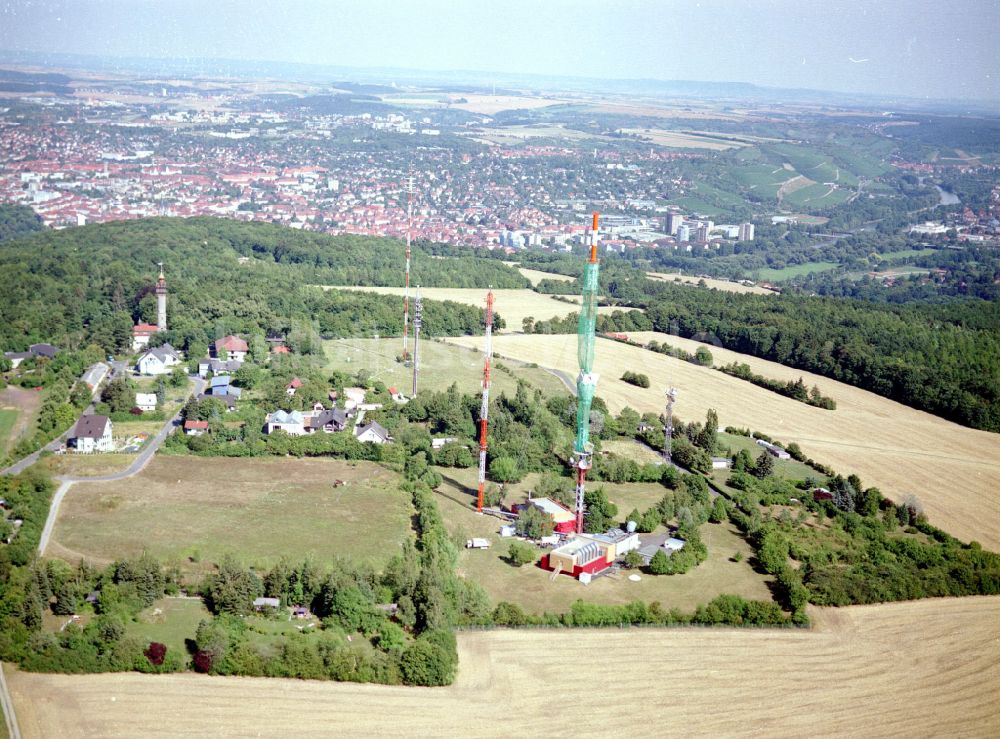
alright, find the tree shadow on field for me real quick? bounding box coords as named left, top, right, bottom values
left=437, top=473, right=478, bottom=508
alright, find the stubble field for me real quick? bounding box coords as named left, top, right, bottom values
left=8, top=595, right=999, bottom=737
left=646, top=271, right=774, bottom=295
left=446, top=332, right=1000, bottom=550
left=323, top=286, right=636, bottom=331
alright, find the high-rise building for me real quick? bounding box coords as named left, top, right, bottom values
left=155, top=263, right=168, bottom=331
left=695, top=224, right=709, bottom=243
left=739, top=223, right=756, bottom=241
left=677, top=224, right=691, bottom=242
left=665, top=213, right=683, bottom=235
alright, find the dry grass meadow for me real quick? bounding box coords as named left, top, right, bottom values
left=0, top=386, right=41, bottom=454
left=8, top=595, right=999, bottom=737
left=322, top=286, right=635, bottom=331
left=647, top=271, right=775, bottom=295
left=45, top=456, right=413, bottom=570
left=446, top=332, right=1000, bottom=550
left=516, top=266, right=575, bottom=286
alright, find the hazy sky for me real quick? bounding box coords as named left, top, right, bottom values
left=1, top=0, right=998, bottom=100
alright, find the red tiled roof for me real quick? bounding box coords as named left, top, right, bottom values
left=133, top=323, right=160, bottom=335
left=184, top=420, right=209, bottom=430
left=215, top=335, right=249, bottom=352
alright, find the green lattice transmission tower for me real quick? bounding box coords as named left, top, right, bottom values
left=573, top=212, right=601, bottom=534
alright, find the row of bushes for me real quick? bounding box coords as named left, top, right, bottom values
left=485, top=595, right=792, bottom=628
left=718, top=362, right=836, bottom=410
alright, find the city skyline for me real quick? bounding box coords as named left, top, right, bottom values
left=0, top=0, right=998, bottom=102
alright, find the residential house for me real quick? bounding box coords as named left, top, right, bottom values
left=198, top=358, right=243, bottom=378
left=354, top=421, right=391, bottom=444
left=70, top=415, right=113, bottom=453
left=135, top=393, right=157, bottom=412
left=388, top=386, right=407, bottom=402
left=309, top=408, right=350, bottom=433
left=432, top=437, right=458, bottom=450
left=184, top=420, right=209, bottom=436
left=286, top=377, right=303, bottom=396
left=29, top=343, right=58, bottom=359
left=131, top=323, right=160, bottom=352
left=343, top=387, right=366, bottom=410
left=253, top=597, right=281, bottom=611
left=4, top=343, right=60, bottom=368
left=212, top=335, right=249, bottom=361
left=3, top=351, right=31, bottom=369
left=136, top=344, right=183, bottom=376
left=266, top=410, right=308, bottom=436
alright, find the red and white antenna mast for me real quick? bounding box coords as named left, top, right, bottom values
left=476, top=289, right=495, bottom=513
left=402, top=176, right=414, bottom=363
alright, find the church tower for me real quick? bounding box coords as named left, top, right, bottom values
left=155, top=262, right=167, bottom=331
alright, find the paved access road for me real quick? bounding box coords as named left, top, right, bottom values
left=35, top=376, right=204, bottom=555
left=1, top=360, right=130, bottom=477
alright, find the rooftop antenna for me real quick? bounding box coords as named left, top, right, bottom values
left=411, top=286, right=422, bottom=397
left=476, top=289, right=495, bottom=512
left=664, top=387, right=679, bottom=465
left=402, top=176, right=415, bottom=364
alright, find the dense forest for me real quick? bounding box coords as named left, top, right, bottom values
left=0, top=203, right=43, bottom=242
left=0, top=218, right=515, bottom=353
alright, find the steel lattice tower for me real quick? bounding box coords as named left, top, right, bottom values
left=411, top=287, right=422, bottom=397
left=664, top=386, right=679, bottom=465
left=476, top=290, right=495, bottom=512
left=572, top=213, right=601, bottom=534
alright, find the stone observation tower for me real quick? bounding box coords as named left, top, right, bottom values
left=155, top=262, right=168, bottom=331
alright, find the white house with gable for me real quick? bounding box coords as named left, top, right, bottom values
left=136, top=345, right=183, bottom=376
left=70, top=415, right=114, bottom=453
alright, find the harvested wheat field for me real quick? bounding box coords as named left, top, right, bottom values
left=323, top=287, right=635, bottom=331
left=647, top=271, right=774, bottom=295
left=516, top=266, right=575, bottom=286
left=8, top=596, right=999, bottom=737
left=447, top=332, right=1000, bottom=550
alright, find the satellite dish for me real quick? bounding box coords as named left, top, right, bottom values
left=626, top=520, right=638, bottom=533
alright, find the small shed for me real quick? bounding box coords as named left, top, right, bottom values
left=253, top=596, right=281, bottom=611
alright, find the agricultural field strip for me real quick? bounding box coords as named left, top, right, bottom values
left=319, top=286, right=636, bottom=329
left=8, top=596, right=1000, bottom=737
left=446, top=332, right=1000, bottom=550
left=646, top=272, right=773, bottom=295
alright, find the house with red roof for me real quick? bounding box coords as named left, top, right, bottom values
left=212, top=335, right=249, bottom=361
